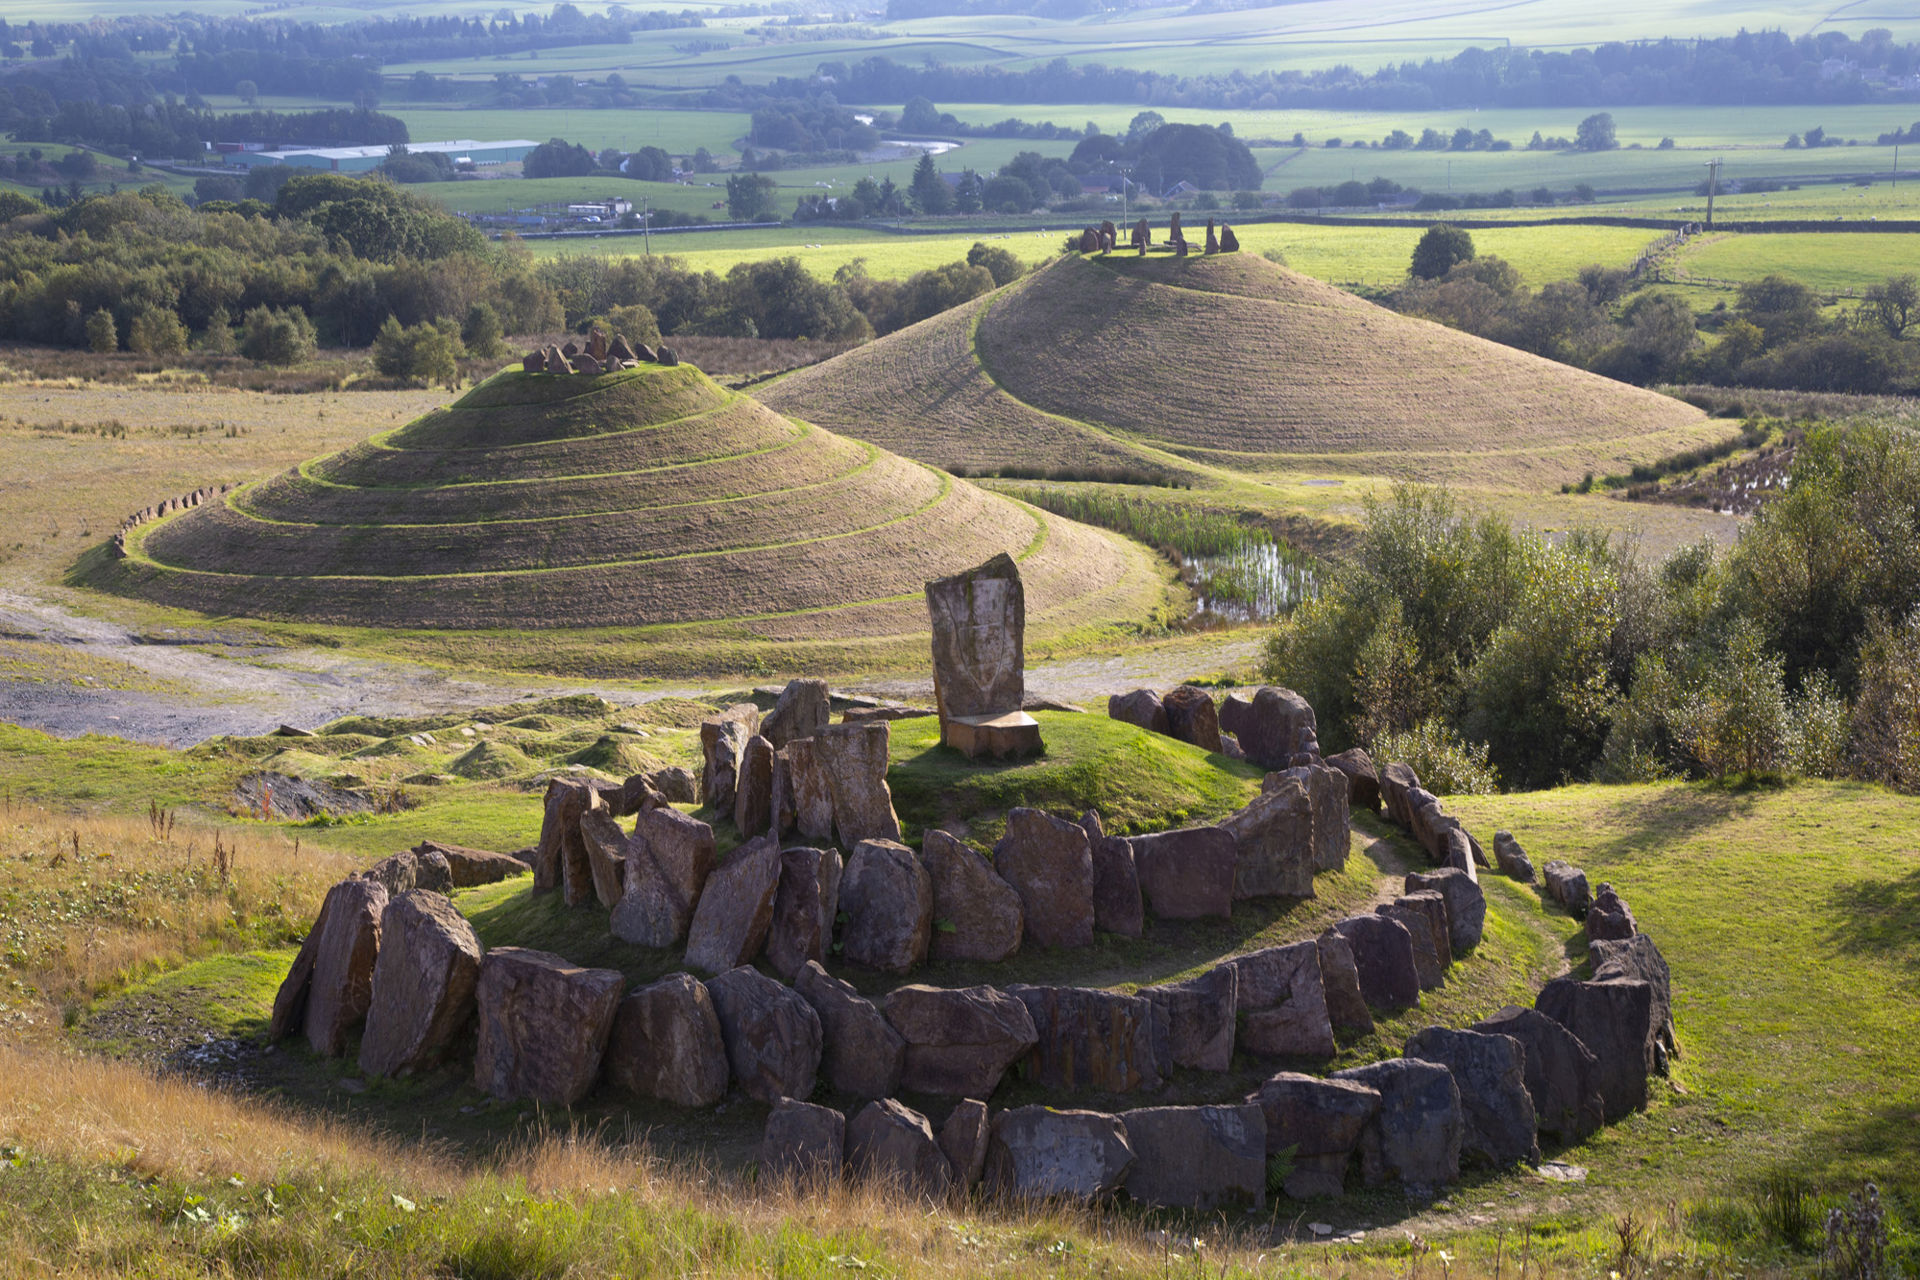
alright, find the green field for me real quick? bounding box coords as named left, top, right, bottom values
left=427, top=174, right=729, bottom=218
left=1670, top=231, right=1920, bottom=296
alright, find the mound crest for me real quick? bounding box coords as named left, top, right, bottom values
left=102, top=364, right=1159, bottom=643
left=761, top=251, right=1716, bottom=487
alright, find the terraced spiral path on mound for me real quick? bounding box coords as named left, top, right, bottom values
left=98, top=364, right=1165, bottom=645
left=760, top=251, right=1730, bottom=494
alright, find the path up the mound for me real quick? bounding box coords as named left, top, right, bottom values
left=760, top=251, right=1720, bottom=489
left=97, top=364, right=1162, bottom=645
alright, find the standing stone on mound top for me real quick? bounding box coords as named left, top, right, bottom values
left=576, top=808, right=631, bottom=910
left=574, top=352, right=602, bottom=375
left=586, top=328, right=609, bottom=361
left=604, top=972, right=729, bottom=1108
left=543, top=344, right=570, bottom=373
left=848, top=1098, right=952, bottom=1197
left=1175, top=237, right=1189, bottom=257
left=1494, top=830, right=1535, bottom=881
left=1120, top=1104, right=1265, bottom=1210
left=1275, top=761, right=1350, bottom=872
left=1331, top=1057, right=1463, bottom=1192
left=1587, top=882, right=1638, bottom=941
left=795, top=960, right=905, bottom=1100
left=635, top=342, right=657, bottom=361
left=1133, top=216, right=1151, bottom=248
left=781, top=738, right=835, bottom=843
left=1323, top=747, right=1381, bottom=811
left=1101, top=219, right=1118, bottom=246
left=814, top=721, right=901, bottom=847
left=533, top=776, right=591, bottom=896
left=561, top=339, right=580, bottom=357
left=1591, top=931, right=1676, bottom=1066
left=884, top=983, right=1038, bottom=1096
left=562, top=783, right=605, bottom=907
left=733, top=733, right=775, bottom=837
left=1471, top=1005, right=1605, bottom=1142
left=1078, top=226, right=1100, bottom=252
left=993, top=807, right=1094, bottom=949
left=1107, top=688, right=1169, bottom=736
left=1227, top=940, right=1336, bottom=1059
left=522, top=349, right=545, bottom=372
left=1405, top=1026, right=1540, bottom=1169
left=1140, top=964, right=1237, bottom=1072
left=1220, top=774, right=1315, bottom=899
left=921, top=828, right=1022, bottom=963
left=1082, top=811, right=1144, bottom=938
left=939, top=1099, right=990, bottom=1189
left=924, top=553, right=1039, bottom=759
left=1543, top=860, right=1592, bottom=917
left=762, top=678, right=831, bottom=749
left=359, top=890, right=482, bottom=1079
left=1220, top=224, right=1239, bottom=252
left=705, top=965, right=822, bottom=1104
left=1378, top=893, right=1448, bottom=991
left=304, top=877, right=388, bottom=1057
left=1127, top=825, right=1235, bottom=920
left=472, top=947, right=624, bottom=1106
left=610, top=806, right=716, bottom=948
left=838, top=838, right=932, bottom=974
left=683, top=834, right=781, bottom=975
left=1245, top=1071, right=1382, bottom=1200
left=649, top=765, right=698, bottom=805
left=1333, top=913, right=1421, bottom=1011
left=699, top=704, right=759, bottom=811
left=1009, top=984, right=1162, bottom=1093
left=1205, top=217, right=1219, bottom=254
left=1378, top=761, right=1420, bottom=827
left=1407, top=867, right=1486, bottom=957
left=270, top=891, right=334, bottom=1043
left=608, top=333, right=636, bottom=363
left=766, top=845, right=843, bottom=981
left=1535, top=976, right=1654, bottom=1122
left=657, top=346, right=678, bottom=366
left=1315, top=928, right=1373, bottom=1040
left=985, top=1106, right=1134, bottom=1202
left=760, top=1098, right=844, bottom=1184
left=1161, top=685, right=1222, bottom=752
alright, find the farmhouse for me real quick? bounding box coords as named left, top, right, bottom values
left=221, top=138, right=538, bottom=172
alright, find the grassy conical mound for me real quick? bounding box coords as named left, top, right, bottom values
left=761, top=250, right=1720, bottom=489
left=100, top=363, right=1163, bottom=647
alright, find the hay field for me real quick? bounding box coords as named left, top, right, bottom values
left=96, top=363, right=1165, bottom=646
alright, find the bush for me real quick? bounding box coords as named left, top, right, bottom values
left=196, top=306, right=236, bottom=355
left=1850, top=611, right=1920, bottom=790
left=85, top=307, right=118, bottom=353
left=1372, top=718, right=1501, bottom=795
left=239, top=305, right=317, bottom=366
left=127, top=305, right=188, bottom=356
left=460, top=302, right=504, bottom=358
left=371, top=316, right=461, bottom=385
left=1410, top=224, right=1474, bottom=280
left=601, top=302, right=661, bottom=346
left=1675, top=621, right=1789, bottom=779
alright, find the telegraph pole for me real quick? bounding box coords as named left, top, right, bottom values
left=643, top=196, right=651, bottom=254
left=1119, top=164, right=1132, bottom=222
left=1704, top=158, right=1720, bottom=229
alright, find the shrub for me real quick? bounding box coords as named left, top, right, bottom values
left=127, top=305, right=188, bottom=356
left=600, top=302, right=661, bottom=346
left=1372, top=718, right=1500, bottom=795
left=1675, top=621, right=1789, bottom=779
left=196, top=306, right=236, bottom=355
left=238, top=305, right=317, bottom=366
left=1786, top=671, right=1850, bottom=778
left=85, top=307, right=117, bottom=353
left=460, top=302, right=504, bottom=358
left=1850, top=611, right=1920, bottom=790
left=371, top=316, right=461, bottom=385
left=1410, top=224, right=1474, bottom=280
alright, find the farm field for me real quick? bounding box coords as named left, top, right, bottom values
left=426, top=173, right=729, bottom=219
left=1666, top=230, right=1920, bottom=297
left=385, top=106, right=751, bottom=157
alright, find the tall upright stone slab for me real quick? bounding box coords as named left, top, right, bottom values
left=924, top=553, right=1041, bottom=759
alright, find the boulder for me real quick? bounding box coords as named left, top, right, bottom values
left=839, top=838, right=933, bottom=973
left=1107, top=689, right=1168, bottom=736
left=814, top=722, right=902, bottom=847
left=795, top=960, right=906, bottom=1101
left=412, top=840, right=528, bottom=888
left=760, top=1099, right=845, bottom=1184
left=1315, top=929, right=1374, bottom=1039
left=1009, top=984, right=1162, bottom=1093
left=733, top=734, right=775, bottom=836
left=1591, top=932, right=1677, bottom=1066
left=885, top=984, right=1038, bottom=1096
left=1323, top=748, right=1381, bottom=812
left=921, top=829, right=1022, bottom=962
left=699, top=704, right=759, bottom=810
left=1220, top=224, right=1240, bottom=252
left=534, top=777, right=596, bottom=901
left=269, top=891, right=333, bottom=1043
left=765, top=845, right=843, bottom=981
left=1230, top=941, right=1336, bottom=1059
left=1378, top=762, right=1420, bottom=828
left=471, top=948, right=624, bottom=1105
left=576, top=808, right=632, bottom=910
left=1278, top=762, right=1350, bottom=872
left=1494, top=830, right=1535, bottom=882
left=1407, top=868, right=1487, bottom=957
left=1140, top=965, right=1237, bottom=1072
left=1471, top=1006, right=1604, bottom=1142
left=1406, top=790, right=1451, bottom=863
left=1587, top=883, right=1638, bottom=942
left=993, top=808, right=1094, bottom=948
left=1331, top=1058, right=1463, bottom=1191
left=1332, top=914, right=1421, bottom=1011
left=1442, top=827, right=1479, bottom=880
left=705, top=966, right=823, bottom=1104
left=611, top=806, right=717, bottom=948
left=1543, top=860, right=1592, bottom=916
left=1221, top=775, right=1315, bottom=899
left=360, top=848, right=452, bottom=897
left=1161, top=685, right=1223, bottom=753
left=1246, top=1072, right=1381, bottom=1199
left=761, top=678, right=830, bottom=749
left=359, top=890, right=482, bottom=1078
left=304, top=877, right=388, bottom=1057
left=1119, top=1105, right=1266, bottom=1210
left=782, top=738, right=835, bottom=843
left=683, top=835, right=781, bottom=975
left=847, top=1099, right=952, bottom=1197
left=1222, top=686, right=1317, bottom=768
left=649, top=765, right=698, bottom=806
left=1378, top=894, right=1449, bottom=990
left=984, top=1107, right=1134, bottom=1201
left=925, top=553, right=1036, bottom=758
left=1535, top=977, right=1653, bottom=1122
left=1128, top=826, right=1235, bottom=919
left=1083, top=813, right=1144, bottom=938
left=938, top=1099, right=990, bottom=1189
left=1404, top=1027, right=1540, bottom=1168
left=604, top=972, right=729, bottom=1108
